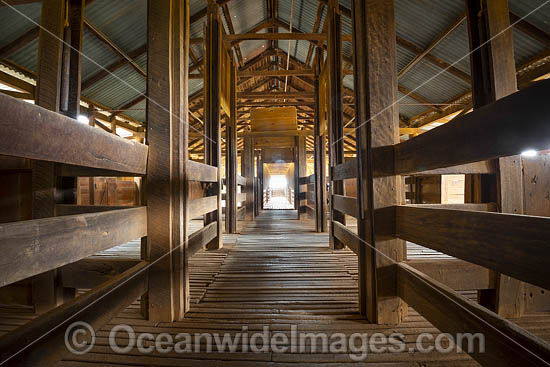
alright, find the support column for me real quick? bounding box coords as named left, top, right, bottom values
left=327, top=0, right=345, bottom=248
left=243, top=136, right=255, bottom=221
left=255, top=150, right=263, bottom=216
left=31, top=0, right=66, bottom=314
left=204, top=0, right=222, bottom=249
left=314, top=53, right=327, bottom=232
left=225, top=64, right=238, bottom=233
left=466, top=0, right=524, bottom=318
left=352, top=0, right=407, bottom=324
left=146, top=0, right=189, bottom=321
left=66, top=0, right=84, bottom=118
left=295, top=135, right=307, bottom=220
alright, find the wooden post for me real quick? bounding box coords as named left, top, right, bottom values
left=88, top=105, right=95, bottom=205
left=243, top=136, right=255, bottom=221
left=314, top=52, right=327, bottom=232
left=146, top=0, right=190, bottom=321
left=255, top=150, right=262, bottom=216
left=466, top=0, right=524, bottom=318
left=204, top=0, right=222, bottom=249
left=327, top=0, right=345, bottom=248
left=225, top=63, right=238, bottom=233
left=295, top=135, right=307, bottom=219
left=352, top=0, right=407, bottom=324
left=31, top=0, right=66, bottom=314
left=66, top=0, right=84, bottom=118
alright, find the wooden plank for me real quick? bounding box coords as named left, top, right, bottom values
left=0, top=262, right=148, bottom=366
left=55, top=204, right=128, bottom=216
left=188, top=195, right=218, bottom=219
left=404, top=259, right=492, bottom=290
left=188, top=221, right=218, bottom=257
left=0, top=70, right=35, bottom=93
left=314, top=58, right=327, bottom=232
left=395, top=205, right=550, bottom=290
left=239, top=69, right=315, bottom=78
left=0, top=94, right=148, bottom=174
left=413, top=161, right=496, bottom=175
left=0, top=207, right=147, bottom=287
left=332, top=194, right=358, bottom=217
left=332, top=221, right=360, bottom=256
left=237, top=192, right=247, bottom=203
left=58, top=163, right=144, bottom=177
left=397, top=263, right=550, bottom=366
left=186, top=160, right=218, bottom=182
left=236, top=174, right=246, bottom=186
left=243, top=136, right=255, bottom=221
left=408, top=203, right=498, bottom=212
left=225, top=64, right=237, bottom=233
left=331, top=158, right=357, bottom=180
left=392, top=81, right=550, bottom=175
left=239, top=92, right=315, bottom=99
left=224, top=32, right=326, bottom=43
left=60, top=258, right=140, bottom=289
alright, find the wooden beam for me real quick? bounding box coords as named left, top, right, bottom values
left=404, top=259, right=492, bottom=290
left=83, top=18, right=146, bottom=77
left=224, top=32, right=326, bottom=44
left=352, top=0, right=405, bottom=324
left=0, top=207, right=147, bottom=287
left=226, top=64, right=238, bottom=233
left=0, top=262, right=148, bottom=366
left=398, top=13, right=466, bottom=79
left=204, top=0, right=223, bottom=250
left=397, top=262, right=550, bottom=366
left=395, top=205, right=550, bottom=290
left=509, top=11, right=550, bottom=48
left=0, top=70, right=35, bottom=93
left=396, top=35, right=471, bottom=83
left=239, top=69, right=315, bottom=77
left=81, top=45, right=147, bottom=90
left=327, top=0, right=345, bottom=250
left=466, top=0, right=524, bottom=318
left=66, top=0, right=85, bottom=118
left=145, top=0, right=189, bottom=321
left=0, top=93, right=148, bottom=174
left=0, top=26, right=40, bottom=59
left=243, top=136, right=255, bottom=221
left=391, top=80, right=549, bottom=175
left=238, top=91, right=315, bottom=99
left=186, top=160, right=218, bottom=182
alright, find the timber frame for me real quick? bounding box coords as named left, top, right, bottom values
left=0, top=0, right=549, bottom=366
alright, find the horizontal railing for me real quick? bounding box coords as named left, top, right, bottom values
left=186, top=160, right=218, bottom=182
left=0, top=93, right=148, bottom=175
left=0, top=207, right=147, bottom=287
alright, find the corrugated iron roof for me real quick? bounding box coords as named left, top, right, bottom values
left=0, top=0, right=548, bottom=127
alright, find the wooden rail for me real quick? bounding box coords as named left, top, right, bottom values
left=188, top=221, right=218, bottom=256
left=397, top=263, right=550, bottom=366
left=186, top=160, right=218, bottom=182
left=389, top=81, right=549, bottom=175
left=395, top=205, right=550, bottom=289
left=0, top=207, right=147, bottom=287
left=331, top=158, right=357, bottom=180
left=0, top=262, right=148, bottom=366
left=332, top=221, right=360, bottom=256
left=332, top=194, right=358, bottom=218
left=188, top=196, right=218, bottom=218
left=236, top=174, right=246, bottom=186
left=0, top=94, right=148, bottom=175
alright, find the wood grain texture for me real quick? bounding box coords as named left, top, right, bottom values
left=186, top=160, right=218, bottom=182
left=393, top=81, right=550, bottom=175
left=397, top=263, right=550, bottom=366
left=0, top=94, right=148, bottom=174
left=0, top=207, right=147, bottom=287
left=395, top=205, right=550, bottom=290
left=0, top=262, right=148, bottom=366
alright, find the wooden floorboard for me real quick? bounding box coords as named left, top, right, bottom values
left=0, top=210, right=548, bottom=365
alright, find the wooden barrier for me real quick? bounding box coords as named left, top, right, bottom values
left=0, top=94, right=148, bottom=175
left=0, top=262, right=148, bottom=366
left=0, top=206, right=147, bottom=287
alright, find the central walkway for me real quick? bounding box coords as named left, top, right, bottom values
left=57, top=210, right=486, bottom=366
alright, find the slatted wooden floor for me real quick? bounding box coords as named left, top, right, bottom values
left=1, top=210, right=549, bottom=366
